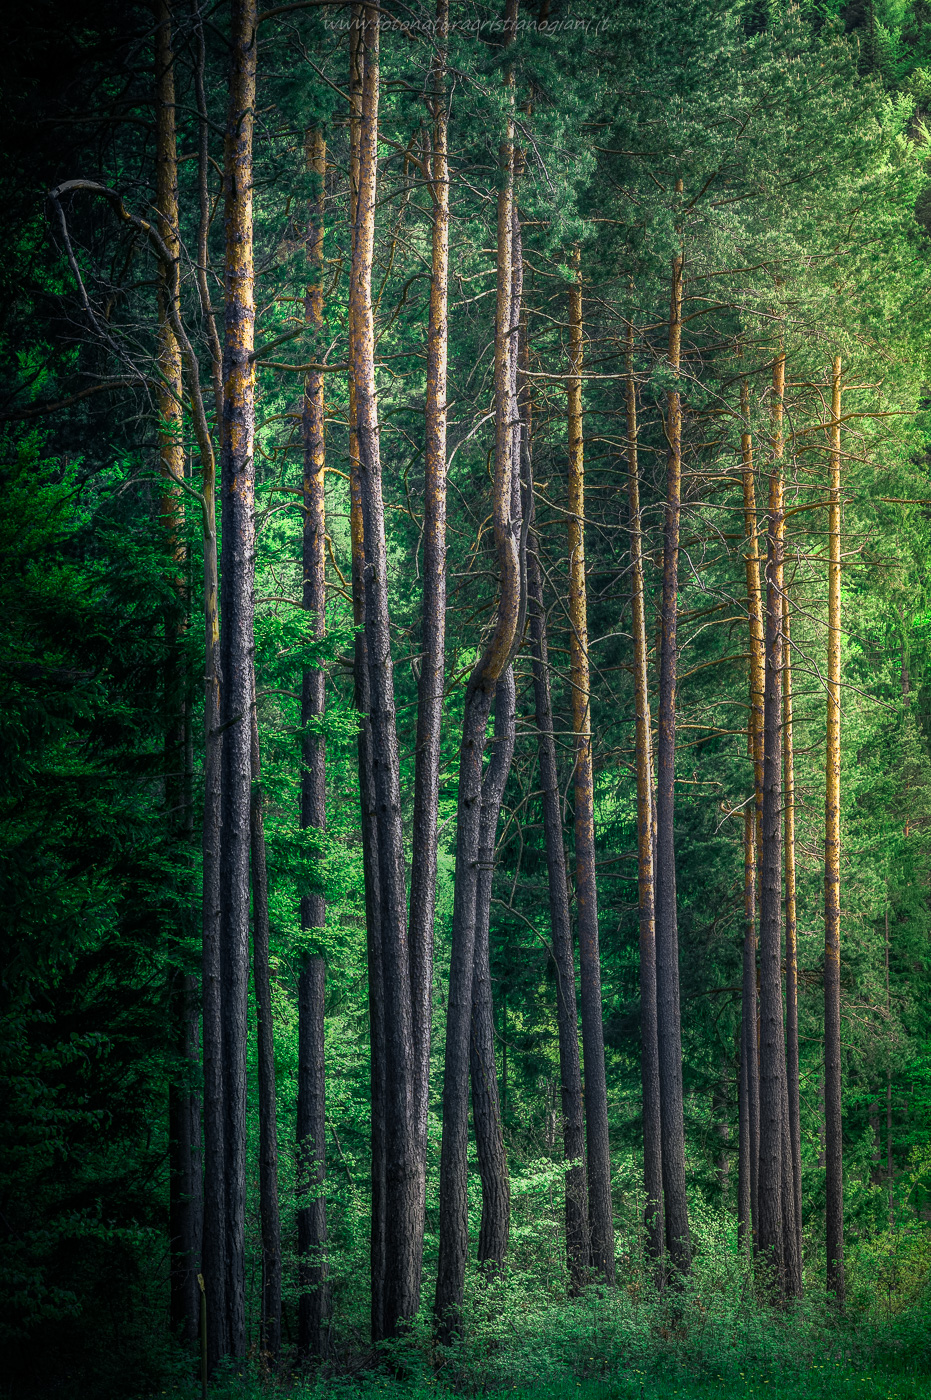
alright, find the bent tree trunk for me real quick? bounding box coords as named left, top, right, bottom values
left=825, top=357, right=845, bottom=1305
left=434, top=36, right=519, bottom=1334
left=470, top=669, right=516, bottom=1271
left=654, top=246, right=691, bottom=1274
left=626, top=322, right=663, bottom=1266
left=297, top=124, right=329, bottom=1359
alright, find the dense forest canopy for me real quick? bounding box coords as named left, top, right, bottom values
left=3, top=1, right=931, bottom=1397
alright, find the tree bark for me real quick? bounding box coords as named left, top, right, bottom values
left=250, top=704, right=281, bottom=1366
left=525, top=463, right=588, bottom=1288
left=783, top=598, right=803, bottom=1296
left=435, top=24, right=519, bottom=1331
left=350, top=6, right=421, bottom=1336
left=566, top=245, right=614, bottom=1285
left=297, top=124, right=329, bottom=1360
left=470, top=669, right=515, bottom=1271
left=739, top=382, right=762, bottom=1253
left=408, top=0, right=449, bottom=1194
left=825, top=357, right=845, bottom=1304
left=217, top=0, right=258, bottom=1358
left=654, top=246, right=691, bottom=1274
left=758, top=351, right=787, bottom=1294
left=626, top=324, right=664, bottom=1267
left=738, top=805, right=758, bottom=1253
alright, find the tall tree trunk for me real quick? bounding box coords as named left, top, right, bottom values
left=154, top=0, right=203, bottom=1347
left=435, top=16, right=519, bottom=1329
left=738, top=805, right=758, bottom=1253
left=408, top=0, right=449, bottom=1191
left=345, top=7, right=386, bottom=1341
left=758, top=351, right=787, bottom=1293
left=654, top=244, right=691, bottom=1274
left=526, top=456, right=588, bottom=1288
left=783, top=598, right=803, bottom=1295
left=470, top=669, right=515, bottom=1271
left=738, top=382, right=762, bottom=1254
left=297, top=125, right=329, bottom=1359
left=566, top=245, right=614, bottom=1284
left=218, top=0, right=257, bottom=1357
left=350, top=6, right=420, bottom=1336
left=825, top=357, right=845, bottom=1304
left=250, top=704, right=281, bottom=1366
left=626, top=323, right=664, bottom=1266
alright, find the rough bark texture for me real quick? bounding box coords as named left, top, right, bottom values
left=783, top=599, right=803, bottom=1295
left=526, top=467, right=588, bottom=1288
left=155, top=1, right=202, bottom=1346
left=738, top=806, right=758, bottom=1253
left=297, top=125, right=329, bottom=1360
left=217, top=0, right=257, bottom=1358
left=739, top=385, right=762, bottom=1253
left=435, top=32, right=519, bottom=1332
left=627, top=327, right=664, bottom=1266
left=345, top=8, right=386, bottom=1342
left=565, top=246, right=614, bottom=1284
left=350, top=8, right=421, bottom=1336
left=250, top=707, right=281, bottom=1365
left=408, top=0, right=449, bottom=1184
left=654, top=249, right=691, bottom=1274
left=470, top=670, right=515, bottom=1271
left=825, top=358, right=845, bottom=1304
left=758, top=352, right=787, bottom=1292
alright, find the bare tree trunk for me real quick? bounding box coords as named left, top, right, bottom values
left=565, top=245, right=614, bottom=1284
left=654, top=244, right=691, bottom=1274
left=626, top=324, right=663, bottom=1266
left=435, top=15, right=520, bottom=1328
left=825, top=357, right=845, bottom=1305
left=250, top=705, right=281, bottom=1366
left=218, top=0, right=258, bottom=1357
left=470, top=670, right=515, bottom=1271
left=154, top=0, right=203, bottom=1347
left=758, top=351, right=787, bottom=1295
left=297, top=125, right=329, bottom=1360
left=738, top=383, right=762, bottom=1254
left=738, top=806, right=757, bottom=1253
left=350, top=7, right=421, bottom=1336
left=525, top=463, right=588, bottom=1288
left=783, top=599, right=803, bottom=1296
left=408, top=0, right=449, bottom=1193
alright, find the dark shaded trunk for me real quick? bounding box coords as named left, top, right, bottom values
left=168, top=972, right=202, bottom=1345
left=470, top=669, right=515, bottom=1271
left=654, top=247, right=691, bottom=1274
left=435, top=27, right=519, bottom=1331
left=626, top=325, right=663, bottom=1266
left=825, top=357, right=845, bottom=1304
left=783, top=599, right=803, bottom=1295
left=758, top=352, right=786, bottom=1292
left=217, top=0, right=258, bottom=1358
left=350, top=8, right=420, bottom=1336
left=526, top=416, right=587, bottom=1291
left=739, top=804, right=759, bottom=1253
left=408, top=0, right=449, bottom=1186
left=250, top=706, right=281, bottom=1366
left=297, top=123, right=329, bottom=1362
left=566, top=245, right=613, bottom=1285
